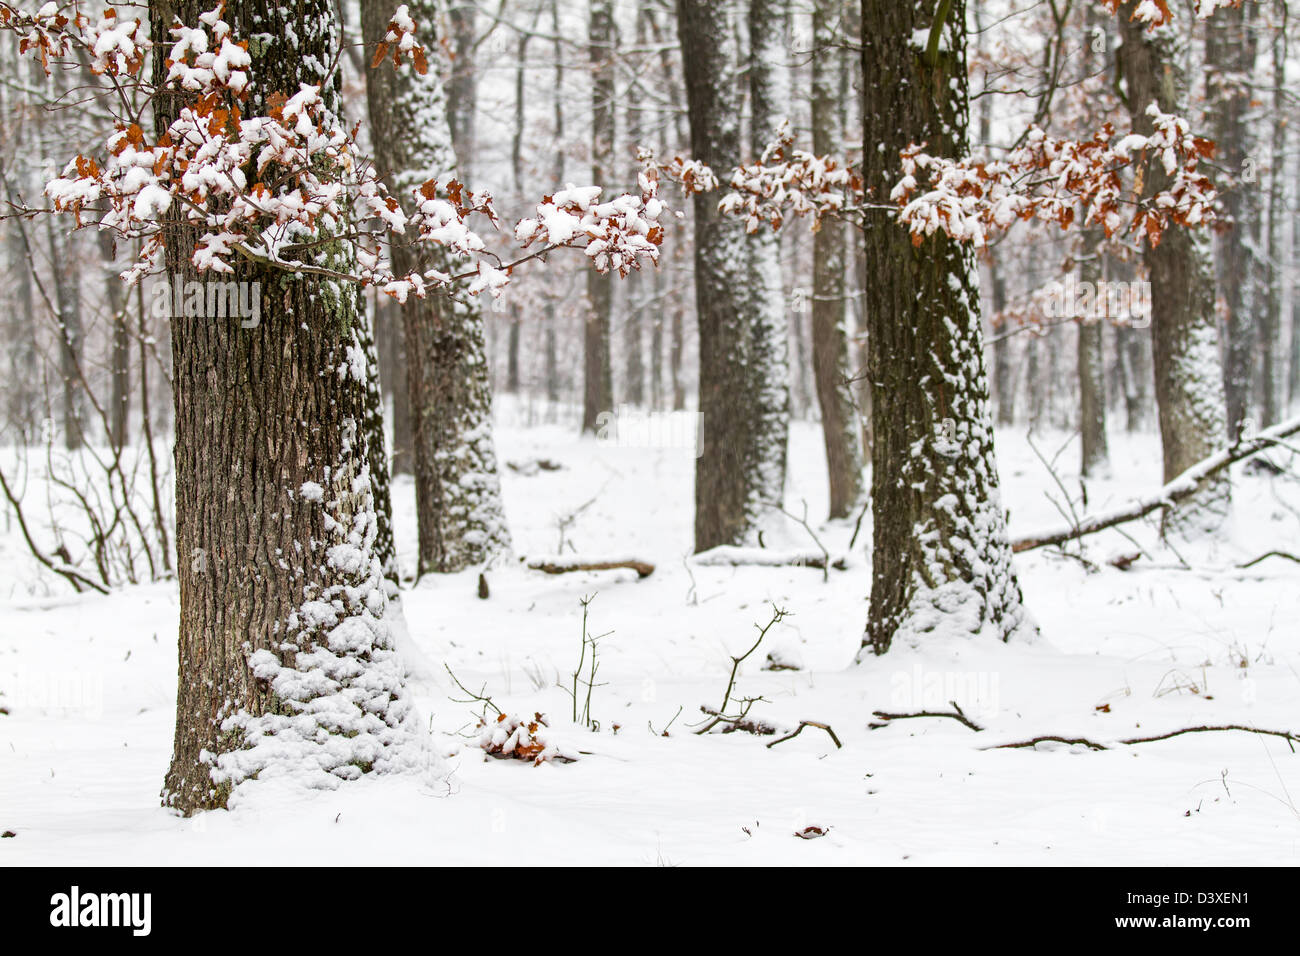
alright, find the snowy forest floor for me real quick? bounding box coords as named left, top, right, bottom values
left=3, top=414, right=1299, bottom=865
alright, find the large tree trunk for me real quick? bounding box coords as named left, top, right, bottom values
left=361, top=0, right=510, bottom=576
left=678, top=0, right=789, bottom=550
left=1206, top=3, right=1260, bottom=435
left=859, top=0, right=1027, bottom=655
left=155, top=0, right=419, bottom=814
left=1118, top=2, right=1230, bottom=534
left=810, top=0, right=863, bottom=518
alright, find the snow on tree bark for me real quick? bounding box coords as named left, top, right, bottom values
left=676, top=0, right=789, bottom=551
left=746, top=0, right=792, bottom=504
left=859, top=0, right=1029, bottom=655
left=1117, top=2, right=1230, bottom=535
left=361, top=0, right=510, bottom=576
left=155, top=0, right=427, bottom=814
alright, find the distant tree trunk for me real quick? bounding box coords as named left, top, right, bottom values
left=1118, top=2, right=1230, bottom=533
left=1293, top=106, right=1300, bottom=406
left=446, top=2, right=478, bottom=182
left=584, top=0, right=615, bottom=432
left=1078, top=236, right=1110, bottom=477
left=990, top=255, right=1015, bottom=425
left=548, top=0, right=564, bottom=409
left=811, top=0, right=863, bottom=518
left=3, top=216, right=38, bottom=442
left=47, top=218, right=84, bottom=450
left=1077, top=8, right=1108, bottom=476
left=976, top=3, right=1014, bottom=429
left=1261, top=1, right=1286, bottom=427
left=620, top=1, right=653, bottom=408
left=1116, top=323, right=1145, bottom=432
left=156, top=0, right=417, bottom=814
left=1205, top=3, right=1260, bottom=435
left=650, top=265, right=665, bottom=410
left=376, top=296, right=413, bottom=476
left=678, top=0, right=790, bottom=549
left=97, top=232, right=131, bottom=450
left=506, top=20, right=535, bottom=399
left=859, top=0, right=1027, bottom=655
left=362, top=0, right=510, bottom=575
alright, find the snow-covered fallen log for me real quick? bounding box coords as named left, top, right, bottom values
left=690, top=545, right=848, bottom=571
left=1012, top=413, right=1300, bottom=554
left=524, top=555, right=655, bottom=578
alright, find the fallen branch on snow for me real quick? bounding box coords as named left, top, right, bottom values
left=767, top=720, right=843, bottom=750
left=870, top=702, right=984, bottom=733
left=1012, top=414, right=1300, bottom=554
left=987, top=724, right=1300, bottom=752
left=691, top=545, right=848, bottom=572
left=525, top=556, right=655, bottom=578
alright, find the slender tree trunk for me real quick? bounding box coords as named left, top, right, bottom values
left=155, top=0, right=419, bottom=815
left=810, top=0, right=863, bottom=518
left=1077, top=7, right=1108, bottom=475
left=446, top=2, right=478, bottom=182
left=583, top=0, right=615, bottom=432
left=990, top=256, right=1015, bottom=425
left=362, top=0, right=510, bottom=576
left=47, top=219, right=84, bottom=450
left=859, top=0, right=1027, bottom=655
left=1261, top=0, right=1286, bottom=426
left=1206, top=3, right=1260, bottom=435
left=97, top=232, right=131, bottom=450
left=377, top=296, right=413, bottom=477
left=678, top=0, right=789, bottom=549
left=1118, top=2, right=1230, bottom=533
left=548, top=0, right=565, bottom=410
left=1078, top=237, right=1110, bottom=476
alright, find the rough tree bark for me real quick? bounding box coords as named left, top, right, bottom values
left=810, top=0, right=863, bottom=518
left=678, top=0, right=789, bottom=550
left=859, top=0, right=1028, bottom=655
left=361, top=0, right=511, bottom=576
left=1117, top=2, right=1230, bottom=534
left=155, top=0, right=420, bottom=814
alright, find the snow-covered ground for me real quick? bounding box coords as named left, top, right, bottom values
left=2, top=416, right=1298, bottom=865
